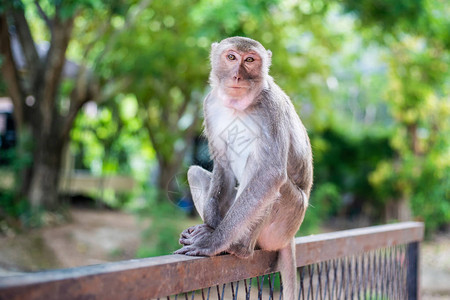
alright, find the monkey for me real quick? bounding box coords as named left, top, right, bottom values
left=175, top=36, right=313, bottom=300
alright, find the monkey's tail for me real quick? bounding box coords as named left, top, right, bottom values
left=278, top=238, right=297, bottom=300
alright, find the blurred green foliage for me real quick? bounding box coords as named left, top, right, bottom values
left=1, top=0, right=449, bottom=254
left=0, top=132, right=34, bottom=228
left=134, top=188, right=190, bottom=257
left=65, top=0, right=450, bottom=241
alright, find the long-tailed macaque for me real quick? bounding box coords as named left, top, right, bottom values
left=175, top=36, right=313, bottom=300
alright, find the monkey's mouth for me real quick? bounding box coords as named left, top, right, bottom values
left=227, top=86, right=249, bottom=89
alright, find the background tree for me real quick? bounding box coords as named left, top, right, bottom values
left=95, top=0, right=344, bottom=202
left=99, top=0, right=209, bottom=200
left=341, top=0, right=450, bottom=223
left=1, top=0, right=448, bottom=237
left=0, top=0, right=149, bottom=211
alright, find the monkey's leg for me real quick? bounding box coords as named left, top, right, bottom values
left=179, top=165, right=236, bottom=246
left=187, top=165, right=212, bottom=220
left=258, top=181, right=308, bottom=250
left=257, top=181, right=307, bottom=300
left=227, top=180, right=306, bottom=259
left=179, top=166, right=213, bottom=245
left=227, top=222, right=263, bottom=258
left=227, top=204, right=272, bottom=258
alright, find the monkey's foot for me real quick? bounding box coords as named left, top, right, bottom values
left=175, top=227, right=222, bottom=256
left=228, top=243, right=254, bottom=259
left=179, top=224, right=213, bottom=246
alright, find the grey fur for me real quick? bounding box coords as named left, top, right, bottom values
left=175, top=37, right=313, bottom=300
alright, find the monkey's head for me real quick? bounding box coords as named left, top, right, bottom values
left=209, top=37, right=272, bottom=110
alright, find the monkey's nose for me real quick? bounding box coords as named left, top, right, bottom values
left=233, top=75, right=241, bottom=82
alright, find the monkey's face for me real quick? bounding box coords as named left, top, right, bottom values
left=209, top=37, right=272, bottom=110
left=216, top=48, right=264, bottom=98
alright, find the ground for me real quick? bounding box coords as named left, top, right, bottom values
left=0, top=208, right=145, bottom=273
left=421, top=234, right=450, bottom=299
left=0, top=208, right=449, bottom=299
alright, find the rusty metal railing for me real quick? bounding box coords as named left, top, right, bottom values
left=0, top=222, right=424, bottom=300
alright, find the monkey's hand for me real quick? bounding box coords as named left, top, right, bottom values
left=175, top=224, right=220, bottom=256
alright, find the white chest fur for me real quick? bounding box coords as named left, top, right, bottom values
left=207, top=98, right=261, bottom=183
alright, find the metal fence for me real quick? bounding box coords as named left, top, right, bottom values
left=191, top=244, right=415, bottom=300
left=0, top=222, right=424, bottom=300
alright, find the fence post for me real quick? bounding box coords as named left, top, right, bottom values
left=407, top=241, right=420, bottom=300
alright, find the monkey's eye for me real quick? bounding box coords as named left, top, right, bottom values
left=227, top=54, right=236, bottom=60
left=245, top=57, right=255, bottom=62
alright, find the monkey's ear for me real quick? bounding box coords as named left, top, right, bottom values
left=267, top=50, right=272, bottom=59
left=211, top=42, right=219, bottom=51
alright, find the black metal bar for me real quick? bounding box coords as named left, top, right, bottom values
left=299, top=266, right=305, bottom=300
left=361, top=253, right=366, bottom=300
left=348, top=256, right=353, bottom=299
left=354, top=255, right=360, bottom=300
left=268, top=273, right=274, bottom=300
left=331, top=259, right=338, bottom=299
left=231, top=282, right=235, bottom=300
left=307, top=265, right=314, bottom=300
left=381, top=248, right=386, bottom=298
left=323, top=261, right=330, bottom=300
left=245, top=278, right=252, bottom=300
left=393, top=246, right=399, bottom=300
left=315, top=262, right=323, bottom=300
left=387, top=246, right=394, bottom=300
left=220, top=284, right=225, bottom=300
left=375, top=249, right=380, bottom=298
left=279, top=273, right=283, bottom=300
left=257, top=275, right=264, bottom=300
left=337, top=257, right=344, bottom=299
left=278, top=273, right=282, bottom=299
left=406, top=242, right=420, bottom=300
left=216, top=285, right=220, bottom=300
left=368, top=252, right=373, bottom=300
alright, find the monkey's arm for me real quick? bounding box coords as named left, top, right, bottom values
left=201, top=93, right=237, bottom=229
left=217, top=162, right=287, bottom=248
left=203, top=163, right=236, bottom=229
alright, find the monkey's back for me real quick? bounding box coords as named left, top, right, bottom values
left=264, top=79, right=313, bottom=197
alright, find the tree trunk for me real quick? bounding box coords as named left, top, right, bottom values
left=385, top=196, right=412, bottom=222
left=1, top=4, right=102, bottom=213
left=1, top=9, right=88, bottom=211
left=26, top=132, right=67, bottom=209
left=383, top=123, right=419, bottom=222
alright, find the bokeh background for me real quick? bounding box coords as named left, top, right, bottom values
left=0, top=0, right=449, bottom=297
